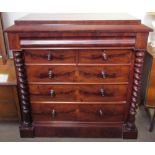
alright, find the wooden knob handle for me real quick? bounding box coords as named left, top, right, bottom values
left=100, top=88, right=105, bottom=97
left=102, top=51, right=108, bottom=60
left=48, top=70, right=54, bottom=78
left=49, top=89, right=55, bottom=97
left=99, top=109, right=103, bottom=117
left=51, top=109, right=56, bottom=119
left=47, top=52, right=53, bottom=61
left=101, top=71, right=107, bottom=78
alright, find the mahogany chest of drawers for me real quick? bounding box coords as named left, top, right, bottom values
left=6, top=13, right=152, bottom=139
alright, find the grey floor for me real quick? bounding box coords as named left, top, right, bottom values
left=0, top=106, right=155, bottom=142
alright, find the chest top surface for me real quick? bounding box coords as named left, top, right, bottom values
left=15, top=13, right=140, bottom=24
left=6, top=13, right=152, bottom=33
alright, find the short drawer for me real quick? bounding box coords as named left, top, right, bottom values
left=29, top=84, right=128, bottom=102
left=29, top=85, right=77, bottom=102
left=79, top=84, right=128, bottom=102
left=24, top=49, right=76, bottom=64
left=26, top=65, right=76, bottom=82
left=32, top=103, right=125, bottom=122
left=79, top=49, right=132, bottom=64
left=78, top=65, right=130, bottom=82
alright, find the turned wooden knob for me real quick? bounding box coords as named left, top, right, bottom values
left=49, top=89, right=55, bottom=97
left=101, top=71, right=107, bottom=78
left=100, top=88, right=105, bottom=97
left=102, top=51, right=108, bottom=60
left=47, top=52, right=53, bottom=61
left=51, top=109, right=56, bottom=118
left=48, top=70, right=54, bottom=78
left=99, top=109, right=103, bottom=117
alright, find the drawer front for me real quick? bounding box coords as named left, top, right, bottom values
left=24, top=49, right=76, bottom=64
left=32, top=103, right=125, bottom=122
left=79, top=49, right=132, bottom=64
left=26, top=66, right=76, bottom=82
left=29, top=84, right=127, bottom=102
left=78, top=65, right=130, bottom=82
left=79, top=85, right=127, bottom=102
left=29, top=85, right=77, bottom=102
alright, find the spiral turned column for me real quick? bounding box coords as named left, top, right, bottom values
left=124, top=49, right=145, bottom=138
left=14, top=51, right=32, bottom=128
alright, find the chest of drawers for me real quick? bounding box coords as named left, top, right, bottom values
left=6, top=13, right=152, bottom=139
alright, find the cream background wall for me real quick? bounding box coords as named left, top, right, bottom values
left=2, top=12, right=28, bottom=28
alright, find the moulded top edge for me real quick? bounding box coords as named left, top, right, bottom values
left=14, top=13, right=141, bottom=25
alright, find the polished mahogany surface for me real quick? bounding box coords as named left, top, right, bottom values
left=6, top=13, right=151, bottom=33
left=15, top=13, right=140, bottom=24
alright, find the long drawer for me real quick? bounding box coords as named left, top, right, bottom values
left=32, top=103, right=125, bottom=122
left=26, top=65, right=130, bottom=83
left=29, top=84, right=128, bottom=102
